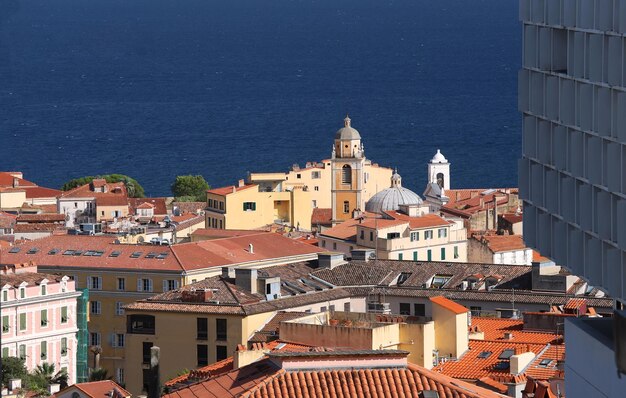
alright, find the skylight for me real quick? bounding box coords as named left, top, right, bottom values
left=130, top=252, right=142, bottom=258
left=478, top=351, right=492, bottom=359
left=493, top=361, right=510, bottom=370
left=498, top=349, right=515, bottom=360
left=109, top=251, right=121, bottom=258
left=72, top=250, right=83, bottom=256
left=145, top=252, right=157, bottom=259
left=62, top=250, right=75, bottom=255
left=9, top=247, right=20, bottom=253
left=431, top=275, right=452, bottom=289
left=156, top=252, right=168, bottom=259
left=539, top=359, right=553, bottom=367
left=48, top=249, right=59, bottom=255
left=26, top=248, right=39, bottom=254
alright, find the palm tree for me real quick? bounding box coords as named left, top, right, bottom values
left=89, top=368, right=111, bottom=382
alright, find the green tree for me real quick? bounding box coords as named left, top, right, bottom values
left=171, top=175, right=210, bottom=202
left=1, top=357, right=27, bottom=387
left=26, top=363, right=69, bottom=394
left=61, top=174, right=145, bottom=198
left=89, top=368, right=111, bottom=382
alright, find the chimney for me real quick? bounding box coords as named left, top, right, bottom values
left=234, top=343, right=271, bottom=369
left=480, top=197, right=484, bottom=208
left=493, top=196, right=498, bottom=230
left=12, top=177, right=19, bottom=188
left=238, top=179, right=245, bottom=187
left=510, top=351, right=536, bottom=375
left=48, top=384, right=61, bottom=394
left=317, top=252, right=347, bottom=269
left=9, top=379, right=22, bottom=391
left=235, top=268, right=258, bottom=294
left=147, top=346, right=161, bottom=398
left=232, top=186, right=236, bottom=194
left=248, top=243, right=254, bottom=254
left=456, top=191, right=461, bottom=202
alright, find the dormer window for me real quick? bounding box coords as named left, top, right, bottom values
left=41, top=284, right=46, bottom=296
left=430, top=275, right=451, bottom=289
left=397, top=272, right=411, bottom=285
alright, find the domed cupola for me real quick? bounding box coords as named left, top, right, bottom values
left=365, top=170, right=423, bottom=214
left=431, top=149, right=448, bottom=164
left=335, top=115, right=361, bottom=140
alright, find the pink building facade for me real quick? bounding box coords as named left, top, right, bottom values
left=1, top=272, right=81, bottom=385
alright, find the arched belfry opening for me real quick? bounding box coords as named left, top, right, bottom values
left=342, top=164, right=352, bottom=184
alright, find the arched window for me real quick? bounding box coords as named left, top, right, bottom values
left=342, top=165, right=352, bottom=184
left=436, top=172, right=444, bottom=188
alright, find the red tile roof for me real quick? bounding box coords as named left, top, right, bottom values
left=13, top=223, right=65, bottom=233
left=163, top=359, right=505, bottom=398
left=442, top=190, right=515, bottom=218
left=474, top=234, right=528, bottom=253
left=358, top=218, right=407, bottom=229
left=129, top=197, right=168, bottom=215
left=471, top=317, right=561, bottom=345
left=207, top=184, right=257, bottom=196
left=54, top=380, right=130, bottom=398
left=191, top=229, right=261, bottom=239
left=430, top=295, right=469, bottom=314
left=501, top=213, right=523, bottom=224
left=311, top=208, right=332, bottom=225
left=16, top=214, right=65, bottom=223
left=23, top=186, right=62, bottom=199
left=0, top=172, right=37, bottom=188
left=60, top=181, right=128, bottom=202
left=385, top=211, right=452, bottom=229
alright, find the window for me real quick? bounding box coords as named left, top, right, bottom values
left=312, top=200, right=317, bottom=208
left=41, top=310, right=48, bottom=327
left=341, top=165, right=352, bottom=184
left=61, top=338, right=68, bottom=356
left=115, top=302, right=124, bottom=316
left=498, top=349, right=515, bottom=360
left=19, top=345, right=26, bottom=360
left=410, top=231, right=420, bottom=241
left=438, top=228, right=447, bottom=238
left=539, top=359, right=553, bottom=367
left=425, top=230, right=433, bottom=240
left=127, top=315, right=156, bottom=335
left=137, top=278, right=153, bottom=292
left=454, top=246, right=459, bottom=259
left=197, top=318, right=208, bottom=340
left=41, top=284, right=46, bottom=296
left=397, top=272, right=411, bottom=285
left=344, top=302, right=351, bottom=312
left=441, top=248, right=446, bottom=260
left=216, top=345, right=228, bottom=361
left=332, top=242, right=337, bottom=250
left=90, top=301, right=101, bottom=315
left=114, top=334, right=125, bottom=348
left=2, top=347, right=8, bottom=358
left=312, top=171, right=321, bottom=179
left=431, top=275, right=451, bottom=288
left=142, top=342, right=153, bottom=364
left=89, top=276, right=102, bottom=290
left=2, top=315, right=9, bottom=333
left=321, top=240, right=326, bottom=248
left=399, top=303, right=411, bottom=315
left=116, top=368, right=125, bottom=384
left=387, top=232, right=400, bottom=239
left=296, top=173, right=301, bottom=179
left=90, top=332, right=100, bottom=346
left=413, top=251, right=418, bottom=261
left=40, top=341, right=48, bottom=360
left=163, top=280, right=179, bottom=292
left=243, top=202, right=256, bottom=211
left=117, top=278, right=126, bottom=291
left=370, top=231, right=374, bottom=241
left=20, top=288, right=25, bottom=299
left=61, top=306, right=68, bottom=323
left=216, top=319, right=227, bottom=340
left=343, top=201, right=349, bottom=213
left=470, top=306, right=482, bottom=316
left=427, top=249, right=432, bottom=261
left=398, top=253, right=403, bottom=260
left=197, top=345, right=208, bottom=366
left=414, top=303, right=426, bottom=317
left=360, top=230, right=364, bottom=240
left=2, top=290, right=7, bottom=301
left=19, top=313, right=26, bottom=331
left=478, top=351, right=493, bottom=359
left=314, top=186, right=319, bottom=191
left=208, top=199, right=213, bottom=208
left=219, top=202, right=224, bottom=210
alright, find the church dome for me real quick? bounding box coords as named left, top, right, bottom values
left=335, top=116, right=361, bottom=140
left=431, top=149, right=448, bottom=164
left=365, top=170, right=423, bottom=214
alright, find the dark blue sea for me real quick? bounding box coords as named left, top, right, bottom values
left=0, top=0, right=521, bottom=197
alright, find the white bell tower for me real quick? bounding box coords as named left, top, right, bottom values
left=428, top=149, right=450, bottom=190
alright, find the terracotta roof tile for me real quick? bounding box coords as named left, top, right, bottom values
left=471, top=317, right=561, bottom=345
left=430, top=295, right=469, bottom=314
left=53, top=380, right=130, bottom=398
left=384, top=211, right=452, bottom=229
left=0, top=172, right=37, bottom=188
left=474, top=235, right=528, bottom=253
left=16, top=214, right=65, bottom=223
left=207, top=184, right=257, bottom=196
left=311, top=208, right=332, bottom=225
left=1, top=272, right=66, bottom=287
left=173, top=201, right=207, bottom=214
left=129, top=197, right=168, bottom=215
left=23, top=186, right=62, bottom=199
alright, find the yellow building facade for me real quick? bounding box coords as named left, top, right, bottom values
left=209, top=117, right=392, bottom=231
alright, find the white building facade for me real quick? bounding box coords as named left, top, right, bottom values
left=518, top=1, right=626, bottom=396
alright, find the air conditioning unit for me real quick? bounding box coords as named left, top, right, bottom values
left=470, top=282, right=478, bottom=290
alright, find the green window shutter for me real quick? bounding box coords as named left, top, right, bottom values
left=398, top=253, right=403, bottom=260
left=413, top=251, right=418, bottom=261
left=2, top=347, right=8, bottom=358
left=61, top=338, right=68, bottom=356
left=19, top=345, right=26, bottom=360
left=2, top=315, right=8, bottom=333
left=41, top=310, right=48, bottom=326
left=19, top=313, right=26, bottom=330
left=41, top=341, right=47, bottom=360
left=441, top=248, right=446, bottom=260
left=61, top=306, right=68, bottom=323
left=427, top=250, right=432, bottom=261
